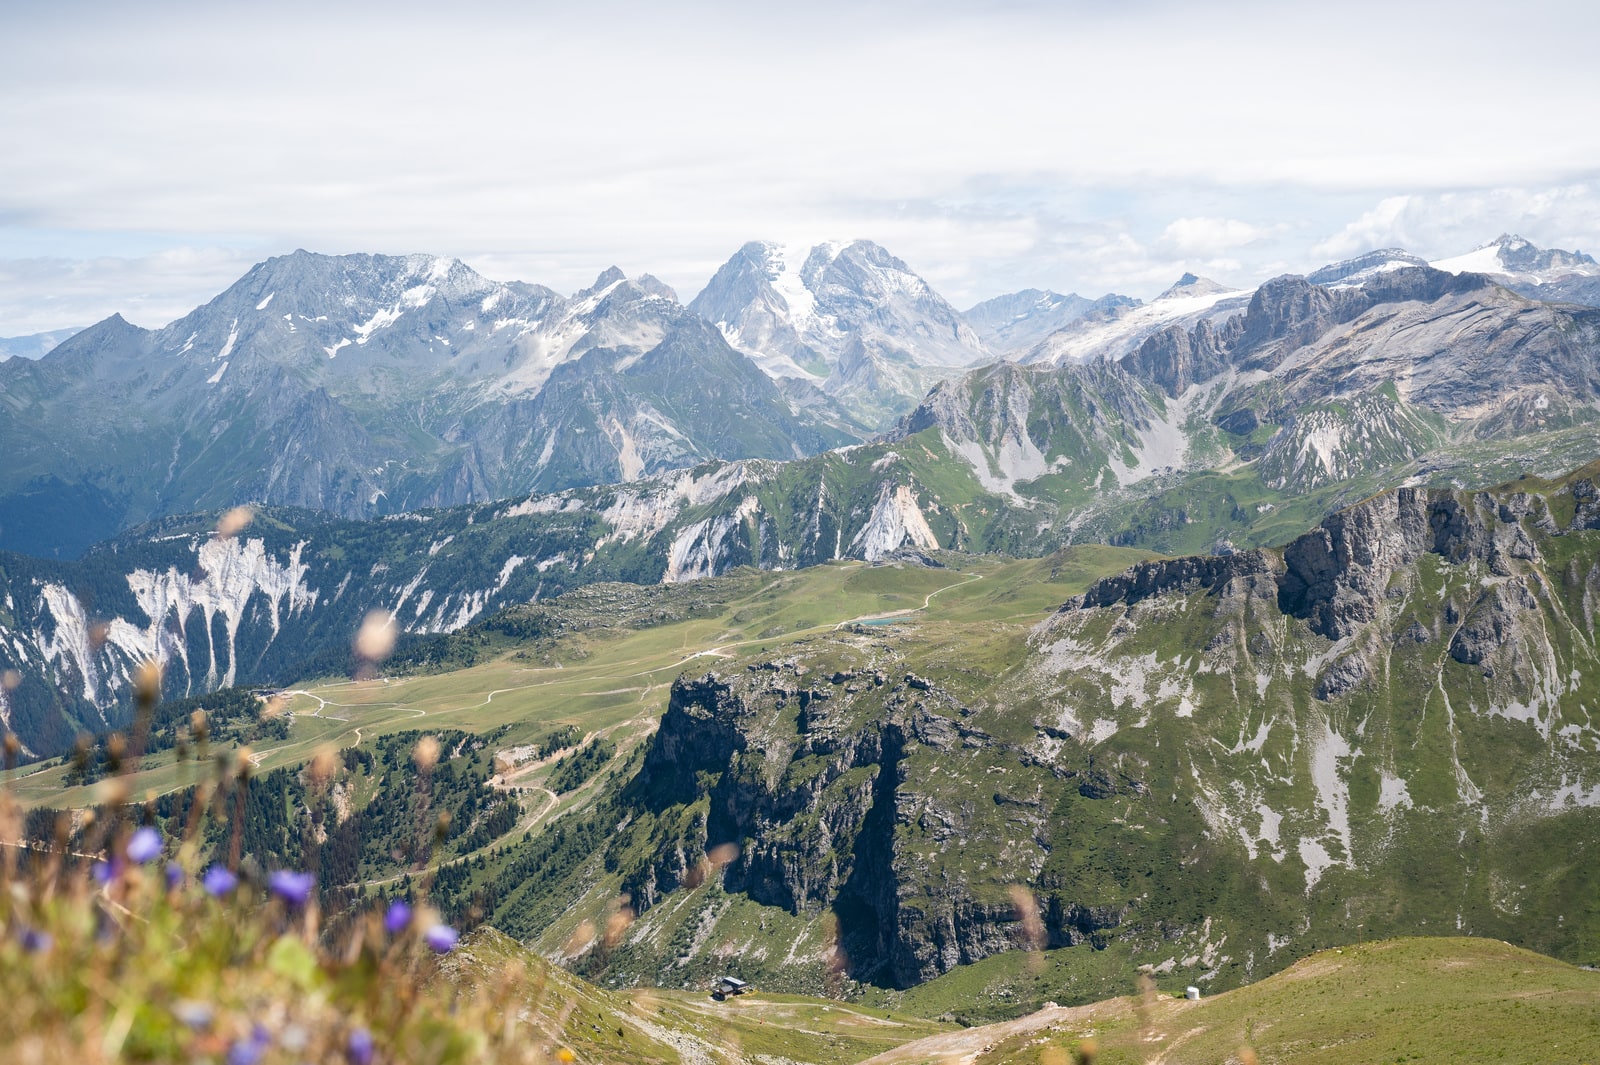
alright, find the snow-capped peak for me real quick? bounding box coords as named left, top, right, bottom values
left=1430, top=234, right=1599, bottom=281
left=1158, top=273, right=1233, bottom=301
left=1306, top=249, right=1429, bottom=287
left=580, top=266, right=629, bottom=297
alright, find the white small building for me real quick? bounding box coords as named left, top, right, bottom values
left=1184, top=986, right=1201, bottom=1001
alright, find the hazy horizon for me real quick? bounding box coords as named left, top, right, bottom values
left=3, top=0, right=1597, bottom=334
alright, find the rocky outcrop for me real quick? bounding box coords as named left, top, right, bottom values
left=614, top=658, right=1125, bottom=988
left=1065, top=481, right=1554, bottom=644
left=1449, top=579, right=1540, bottom=667
left=1278, top=488, right=1545, bottom=639
left=1062, top=550, right=1280, bottom=611
left=1122, top=318, right=1231, bottom=397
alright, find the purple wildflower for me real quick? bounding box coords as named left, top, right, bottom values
left=346, top=1026, right=375, bottom=1065
left=202, top=865, right=238, bottom=897
left=19, top=926, right=53, bottom=954
left=424, top=923, right=459, bottom=953
left=165, top=861, right=185, bottom=889
left=126, top=826, right=162, bottom=864
left=268, top=869, right=315, bottom=908
left=383, top=899, right=412, bottom=935
left=226, top=1024, right=271, bottom=1065
left=92, top=859, right=119, bottom=885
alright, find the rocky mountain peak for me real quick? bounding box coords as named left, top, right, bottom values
left=1433, top=234, right=1600, bottom=280
left=962, top=288, right=1119, bottom=355
left=1494, top=232, right=1597, bottom=272
left=631, top=274, right=679, bottom=302
left=688, top=238, right=992, bottom=425
left=1158, top=273, right=1231, bottom=300
left=581, top=265, right=629, bottom=296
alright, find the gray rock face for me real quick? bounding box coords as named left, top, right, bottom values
left=1113, top=263, right=1600, bottom=444
left=892, top=357, right=1182, bottom=507
left=1279, top=488, right=1550, bottom=639
left=1315, top=652, right=1370, bottom=700
left=899, top=359, right=1154, bottom=449
left=1122, top=317, right=1232, bottom=397
left=1514, top=273, right=1600, bottom=308
left=1449, top=580, right=1540, bottom=666
left=625, top=659, right=1114, bottom=987
left=1067, top=481, right=1554, bottom=646
left=1064, top=550, right=1279, bottom=611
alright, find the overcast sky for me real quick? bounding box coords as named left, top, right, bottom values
left=2, top=0, right=1597, bottom=335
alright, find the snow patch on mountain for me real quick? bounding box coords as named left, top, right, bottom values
left=1305, top=718, right=1355, bottom=882
left=768, top=243, right=819, bottom=328
left=1024, top=284, right=1249, bottom=366
left=217, top=318, right=239, bottom=361
left=1430, top=244, right=1506, bottom=276
left=1545, top=776, right=1600, bottom=810
left=353, top=305, right=403, bottom=344
left=1378, top=770, right=1413, bottom=813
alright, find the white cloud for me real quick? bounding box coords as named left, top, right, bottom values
left=1313, top=196, right=1416, bottom=259
left=1314, top=186, right=1600, bottom=262
left=0, top=247, right=264, bottom=334
left=1159, top=217, right=1279, bottom=255
left=2, top=2, right=1599, bottom=328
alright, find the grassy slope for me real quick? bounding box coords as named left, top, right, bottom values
left=458, top=930, right=1600, bottom=1065
left=872, top=937, right=1600, bottom=1065
left=453, top=926, right=956, bottom=1065
left=13, top=548, right=1150, bottom=819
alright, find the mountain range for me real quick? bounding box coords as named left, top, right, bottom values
left=488, top=464, right=1600, bottom=996
left=5, top=233, right=1599, bottom=562
left=0, top=253, right=860, bottom=558
left=0, top=327, right=80, bottom=362
left=3, top=233, right=1600, bottom=743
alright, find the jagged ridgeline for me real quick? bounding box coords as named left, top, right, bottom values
left=431, top=466, right=1600, bottom=1005
left=0, top=252, right=863, bottom=559
left=0, top=437, right=1008, bottom=757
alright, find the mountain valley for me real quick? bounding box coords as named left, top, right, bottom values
left=7, top=232, right=1600, bottom=1055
